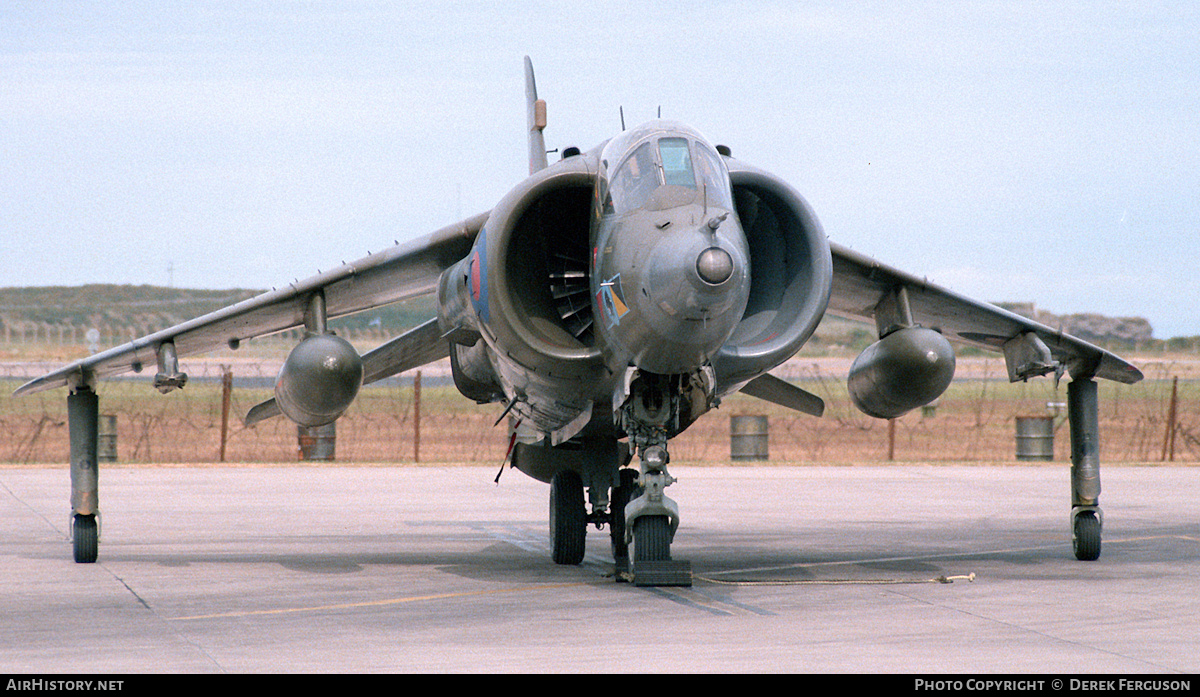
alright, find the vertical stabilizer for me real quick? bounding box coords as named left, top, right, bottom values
left=525, top=56, right=548, bottom=174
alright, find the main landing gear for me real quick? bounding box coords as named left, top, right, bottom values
left=549, top=469, right=587, bottom=565
left=608, top=467, right=638, bottom=575
left=545, top=444, right=690, bottom=586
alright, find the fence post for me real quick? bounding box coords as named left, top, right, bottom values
left=219, top=367, right=233, bottom=462
left=414, top=370, right=421, bottom=463
left=1162, top=376, right=1178, bottom=462
left=887, top=418, right=896, bottom=461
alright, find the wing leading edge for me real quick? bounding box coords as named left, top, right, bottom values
left=14, top=212, right=488, bottom=397
left=827, top=242, right=1143, bottom=385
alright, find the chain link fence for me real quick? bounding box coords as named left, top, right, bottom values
left=3, top=356, right=1195, bottom=465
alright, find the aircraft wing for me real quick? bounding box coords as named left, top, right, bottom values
left=14, top=212, right=488, bottom=396
left=827, top=242, right=1143, bottom=384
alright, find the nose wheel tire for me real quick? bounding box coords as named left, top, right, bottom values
left=633, top=515, right=672, bottom=562
left=549, top=470, right=587, bottom=565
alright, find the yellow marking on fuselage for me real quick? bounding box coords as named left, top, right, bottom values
left=611, top=292, right=629, bottom=317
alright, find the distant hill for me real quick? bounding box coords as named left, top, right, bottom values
left=0, top=285, right=262, bottom=328
left=995, top=302, right=1154, bottom=345
left=0, top=284, right=438, bottom=339
left=0, top=284, right=1161, bottom=349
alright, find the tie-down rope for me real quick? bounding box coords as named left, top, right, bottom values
left=695, top=572, right=976, bottom=586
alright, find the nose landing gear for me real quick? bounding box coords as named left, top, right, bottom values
left=622, top=445, right=692, bottom=587
left=611, top=374, right=696, bottom=586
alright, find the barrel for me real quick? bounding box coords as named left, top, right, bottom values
left=298, top=423, right=337, bottom=461
left=97, top=414, right=118, bottom=463
left=730, top=415, right=769, bottom=461
left=1015, top=416, right=1054, bottom=461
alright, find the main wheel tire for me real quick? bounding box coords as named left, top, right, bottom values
left=633, top=515, right=672, bottom=562
left=73, top=514, right=98, bottom=564
left=549, top=470, right=586, bottom=565
left=1073, top=510, right=1101, bottom=561
left=609, top=468, right=639, bottom=562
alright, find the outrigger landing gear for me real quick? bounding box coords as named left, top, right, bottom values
left=67, top=380, right=100, bottom=564
left=1068, top=378, right=1103, bottom=561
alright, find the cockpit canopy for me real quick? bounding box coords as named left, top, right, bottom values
left=599, top=123, right=733, bottom=216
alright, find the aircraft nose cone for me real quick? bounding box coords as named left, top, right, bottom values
left=696, top=247, right=734, bottom=285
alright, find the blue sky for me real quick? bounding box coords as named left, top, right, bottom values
left=3, top=1, right=1198, bottom=337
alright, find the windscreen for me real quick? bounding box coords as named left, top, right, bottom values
left=658, top=138, right=696, bottom=189
left=607, top=136, right=731, bottom=214
left=609, top=142, right=657, bottom=214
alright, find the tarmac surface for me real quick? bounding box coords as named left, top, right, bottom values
left=1, top=464, right=1197, bottom=674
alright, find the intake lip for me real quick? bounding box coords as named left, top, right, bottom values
left=696, top=247, right=734, bottom=285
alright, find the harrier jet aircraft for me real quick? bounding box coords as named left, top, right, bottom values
left=17, top=58, right=1143, bottom=586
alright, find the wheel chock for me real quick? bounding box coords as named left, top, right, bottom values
left=633, top=559, right=692, bottom=587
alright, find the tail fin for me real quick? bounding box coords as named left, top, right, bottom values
left=525, top=56, right=548, bottom=174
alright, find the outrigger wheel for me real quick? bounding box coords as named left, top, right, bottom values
left=549, top=469, right=587, bottom=565
left=1073, top=510, right=1101, bottom=561
left=72, top=514, right=98, bottom=564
